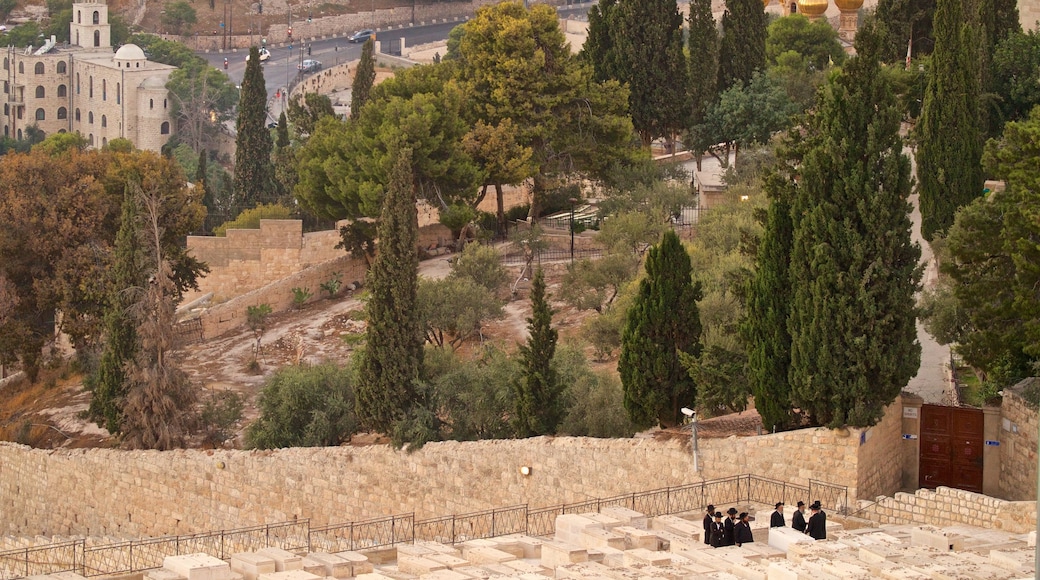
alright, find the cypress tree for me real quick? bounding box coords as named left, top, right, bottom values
left=351, top=38, right=376, bottom=120
left=234, top=46, right=274, bottom=209
left=356, top=148, right=424, bottom=434
left=618, top=230, right=703, bottom=428
left=582, top=0, right=624, bottom=83
left=916, top=0, right=984, bottom=240
left=787, top=25, right=921, bottom=428
left=276, top=111, right=290, bottom=149
left=717, top=0, right=767, bottom=92
left=512, top=267, right=562, bottom=437
left=89, top=191, right=142, bottom=434
left=978, top=0, right=1020, bottom=138
left=686, top=0, right=718, bottom=144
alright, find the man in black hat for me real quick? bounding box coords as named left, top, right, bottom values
left=724, top=507, right=738, bottom=546
left=791, top=501, right=807, bottom=533
left=734, top=512, right=754, bottom=546
left=770, top=502, right=785, bottom=527
left=703, top=505, right=716, bottom=545
left=805, top=501, right=826, bottom=540
left=710, top=512, right=726, bottom=548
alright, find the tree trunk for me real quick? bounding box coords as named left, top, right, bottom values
left=495, top=183, right=505, bottom=236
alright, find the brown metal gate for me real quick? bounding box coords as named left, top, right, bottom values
left=919, top=404, right=984, bottom=493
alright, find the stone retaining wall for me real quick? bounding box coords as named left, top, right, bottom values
left=999, top=383, right=1039, bottom=500
left=0, top=403, right=907, bottom=537
left=854, top=486, right=1037, bottom=534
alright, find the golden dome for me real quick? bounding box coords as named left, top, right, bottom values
left=762, top=0, right=773, bottom=7
left=796, top=0, right=829, bottom=18
left=834, top=0, right=863, bottom=10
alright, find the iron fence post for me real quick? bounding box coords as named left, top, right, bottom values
left=129, top=541, right=134, bottom=573
left=391, top=517, right=396, bottom=546
left=492, top=510, right=496, bottom=538
left=350, top=522, right=355, bottom=551
left=451, top=515, right=456, bottom=545
left=24, top=547, right=28, bottom=578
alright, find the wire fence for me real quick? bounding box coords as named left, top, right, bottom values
left=0, top=474, right=847, bottom=579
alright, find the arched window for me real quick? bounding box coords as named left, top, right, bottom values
left=93, top=30, right=100, bottom=47
left=57, top=107, right=67, bottom=119
left=76, top=31, right=79, bottom=45
left=57, top=84, right=66, bottom=97
left=75, top=108, right=80, bottom=121
left=16, top=108, right=22, bottom=120
left=149, top=98, right=153, bottom=109
left=35, top=86, right=44, bottom=98
left=18, top=62, right=23, bottom=74
left=76, top=73, right=80, bottom=94
left=92, top=10, right=99, bottom=24
left=163, top=99, right=167, bottom=109
left=102, top=137, right=107, bottom=147
left=101, top=115, right=106, bottom=127
left=3, top=126, right=7, bottom=137
left=3, top=58, right=8, bottom=70
left=34, top=62, right=44, bottom=75
left=102, top=79, right=106, bottom=101
left=58, top=129, right=65, bottom=133
left=77, top=10, right=81, bottom=23
left=89, top=76, right=93, bottom=98
left=17, top=128, right=22, bottom=140
left=160, top=121, right=170, bottom=135
left=35, top=108, right=45, bottom=121
left=3, top=104, right=8, bottom=115
left=115, top=83, right=120, bottom=104
left=57, top=61, right=66, bottom=74
left=88, top=133, right=93, bottom=145
left=88, top=111, right=93, bottom=124
left=3, top=81, right=8, bottom=94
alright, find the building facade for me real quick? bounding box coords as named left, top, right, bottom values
left=0, top=0, right=175, bottom=151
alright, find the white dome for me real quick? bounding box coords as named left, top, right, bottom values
left=114, top=43, right=146, bottom=61
left=140, top=75, right=166, bottom=89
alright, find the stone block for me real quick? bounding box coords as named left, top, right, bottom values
left=502, top=560, right=548, bottom=576
left=334, top=551, right=374, bottom=575
left=820, top=560, right=871, bottom=579
left=418, top=571, right=472, bottom=580
left=541, top=541, right=589, bottom=568
left=304, top=553, right=352, bottom=578
left=256, top=571, right=321, bottom=580
left=462, top=548, right=515, bottom=565
left=555, top=515, right=604, bottom=546
left=425, top=554, right=469, bottom=570
left=764, top=560, right=800, bottom=580
left=909, top=527, right=963, bottom=552
left=257, top=548, right=303, bottom=572
left=513, top=536, right=543, bottom=559
left=164, top=553, right=233, bottom=580
left=990, top=549, right=1033, bottom=571
left=580, top=528, right=626, bottom=550
left=766, top=528, right=812, bottom=554
left=231, top=553, right=277, bottom=580
left=398, top=556, right=447, bottom=576
left=598, top=546, right=626, bottom=567
left=599, top=507, right=648, bottom=529
left=1028, top=531, right=1036, bottom=548
left=650, top=515, right=701, bottom=540
left=616, top=526, right=661, bottom=550
left=654, top=530, right=701, bottom=553
left=486, top=539, right=523, bottom=559
left=147, top=569, right=186, bottom=580
left=622, top=548, right=672, bottom=568
left=398, top=545, right=438, bottom=558
left=582, top=513, right=623, bottom=530
left=299, top=558, right=326, bottom=577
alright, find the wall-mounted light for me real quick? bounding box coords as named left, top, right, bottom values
left=519, top=466, right=531, bottom=476
left=216, top=461, right=226, bottom=470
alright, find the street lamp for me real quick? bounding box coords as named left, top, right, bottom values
left=682, top=407, right=699, bottom=473
left=568, top=197, right=578, bottom=262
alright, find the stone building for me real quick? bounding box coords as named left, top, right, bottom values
left=0, top=0, right=175, bottom=151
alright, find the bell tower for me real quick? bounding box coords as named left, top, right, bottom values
left=70, top=0, right=111, bottom=49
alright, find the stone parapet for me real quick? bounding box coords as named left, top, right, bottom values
left=854, top=486, right=1036, bottom=533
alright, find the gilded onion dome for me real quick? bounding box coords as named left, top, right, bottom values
left=796, top=0, right=829, bottom=18
left=834, top=0, right=863, bottom=10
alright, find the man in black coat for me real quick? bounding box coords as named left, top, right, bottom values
left=702, top=505, right=716, bottom=545
left=724, top=507, right=738, bottom=546
left=791, top=501, right=807, bottom=533
left=734, top=512, right=754, bottom=546
left=770, top=502, right=785, bottom=527
left=806, top=501, right=827, bottom=540
left=710, top=512, right=726, bottom=548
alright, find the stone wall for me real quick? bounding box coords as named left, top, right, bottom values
left=0, top=403, right=906, bottom=537
left=854, top=486, right=1037, bottom=534
left=999, top=382, right=1039, bottom=500
left=856, top=399, right=905, bottom=500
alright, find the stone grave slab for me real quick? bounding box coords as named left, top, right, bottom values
left=541, top=541, right=589, bottom=568
left=599, top=508, right=648, bottom=530
left=164, top=553, right=233, bottom=580
left=231, top=553, right=277, bottom=580
left=257, top=548, right=303, bottom=572
left=256, top=571, right=321, bottom=580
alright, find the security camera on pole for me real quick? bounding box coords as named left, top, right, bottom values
left=682, top=407, right=699, bottom=473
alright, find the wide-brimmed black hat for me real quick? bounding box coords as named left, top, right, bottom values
left=714, top=511, right=723, bottom=518
left=707, top=504, right=716, bottom=512
left=797, top=501, right=805, bottom=507
left=739, top=512, right=749, bottom=520
left=775, top=502, right=784, bottom=508
left=810, top=501, right=822, bottom=510
left=727, top=507, right=738, bottom=515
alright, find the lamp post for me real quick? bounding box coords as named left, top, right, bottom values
left=568, top=197, right=578, bottom=262
left=682, top=407, right=699, bottom=472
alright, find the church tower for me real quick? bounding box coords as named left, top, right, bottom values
left=70, top=0, right=111, bottom=50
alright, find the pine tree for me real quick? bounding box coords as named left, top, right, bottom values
left=234, top=46, right=274, bottom=209
left=356, top=148, right=424, bottom=434
left=916, top=0, right=984, bottom=240
left=618, top=230, right=703, bottom=428
left=582, top=0, right=623, bottom=83
left=617, top=0, right=690, bottom=146
left=978, top=0, right=1020, bottom=138
left=275, top=111, right=290, bottom=149
left=512, top=267, right=562, bottom=437
left=89, top=191, right=142, bottom=434
left=717, top=0, right=767, bottom=92
left=787, top=26, right=921, bottom=428
left=351, top=38, right=376, bottom=120
left=685, top=0, right=719, bottom=168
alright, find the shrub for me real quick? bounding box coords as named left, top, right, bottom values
left=213, top=203, right=293, bottom=236
left=320, top=272, right=342, bottom=297
left=245, top=363, right=359, bottom=448
left=555, top=345, right=636, bottom=438
left=199, top=389, right=244, bottom=447
left=291, top=287, right=313, bottom=309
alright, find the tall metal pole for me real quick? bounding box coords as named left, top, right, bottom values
left=692, top=412, right=699, bottom=473
left=1035, top=415, right=1038, bottom=580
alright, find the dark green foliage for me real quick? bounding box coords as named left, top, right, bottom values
left=356, top=148, right=424, bottom=435
left=199, top=390, right=244, bottom=447
left=685, top=0, right=719, bottom=146
left=89, top=192, right=142, bottom=434
left=977, top=0, right=1021, bottom=139
left=161, top=1, right=197, bottom=35
left=787, top=29, right=921, bottom=428
left=245, top=364, right=359, bottom=448
left=351, top=38, right=377, bottom=120
left=276, top=112, right=290, bottom=149
left=582, top=0, right=623, bottom=82
left=426, top=346, right=516, bottom=441
left=618, top=230, right=703, bottom=428
left=717, top=0, right=767, bottom=92
left=512, top=268, right=563, bottom=437
left=765, top=14, right=845, bottom=71
left=916, top=0, right=984, bottom=241
left=992, top=31, right=1040, bottom=126
left=874, top=0, right=936, bottom=62
left=287, top=93, right=335, bottom=137
left=557, top=346, right=637, bottom=438
left=234, top=47, right=274, bottom=208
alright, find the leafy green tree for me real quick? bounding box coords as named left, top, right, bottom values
left=351, top=38, right=377, bottom=119
left=167, top=62, right=240, bottom=153
left=245, top=364, right=359, bottom=448
left=787, top=27, right=921, bottom=428
left=234, top=46, right=274, bottom=209
left=582, top=0, right=623, bottom=82
left=0, top=0, right=16, bottom=20
left=766, top=14, right=845, bottom=71
left=418, top=276, right=503, bottom=350
left=874, top=0, right=936, bottom=63
left=703, top=71, right=795, bottom=163
left=977, top=0, right=1020, bottom=138
left=161, top=1, right=197, bottom=35
left=618, top=230, right=703, bottom=428
left=513, top=268, right=563, bottom=436
left=916, top=0, right=983, bottom=241
left=992, top=30, right=1040, bottom=125
left=276, top=112, right=290, bottom=149
left=558, top=345, right=636, bottom=437
left=89, top=192, right=143, bottom=434
left=130, top=34, right=199, bottom=67
left=717, top=0, right=767, bottom=92
left=425, top=346, right=516, bottom=440
left=287, top=93, right=335, bottom=138
left=449, top=242, right=508, bottom=293
left=685, top=0, right=719, bottom=168
left=356, top=148, right=424, bottom=435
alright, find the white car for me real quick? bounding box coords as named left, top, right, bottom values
left=246, top=47, right=271, bottom=62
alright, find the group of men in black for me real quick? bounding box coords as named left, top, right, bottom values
left=701, top=500, right=827, bottom=548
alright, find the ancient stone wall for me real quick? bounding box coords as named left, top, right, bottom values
left=856, top=399, right=906, bottom=500
left=0, top=403, right=910, bottom=538
left=999, top=384, right=1039, bottom=500
left=854, top=486, right=1037, bottom=534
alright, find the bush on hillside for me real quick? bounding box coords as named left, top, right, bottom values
left=245, top=363, right=359, bottom=448
left=214, top=203, right=294, bottom=236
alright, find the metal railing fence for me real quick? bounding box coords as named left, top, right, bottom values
left=0, top=474, right=846, bottom=579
